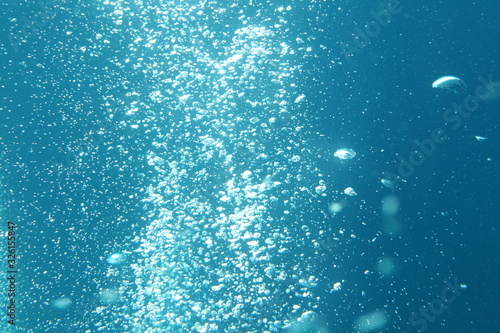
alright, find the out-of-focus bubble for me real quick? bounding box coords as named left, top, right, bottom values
left=107, top=253, right=126, bottom=265
left=99, top=288, right=120, bottom=304
left=382, top=195, right=401, bottom=235
left=354, top=310, right=388, bottom=332
left=381, top=195, right=399, bottom=217
left=329, top=202, right=344, bottom=214
left=376, top=256, right=396, bottom=277
left=384, top=217, right=402, bottom=235
left=51, top=297, right=72, bottom=310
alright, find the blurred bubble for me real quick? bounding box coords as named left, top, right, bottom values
left=107, top=253, right=126, bottom=265
left=354, top=310, right=388, bottom=332
left=380, top=178, right=394, bottom=189
left=381, top=195, right=399, bottom=217
left=51, top=297, right=72, bottom=310
left=329, top=202, right=345, bottom=214
left=376, top=256, right=396, bottom=277
left=99, top=288, right=120, bottom=304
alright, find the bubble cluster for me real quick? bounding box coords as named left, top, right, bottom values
left=92, top=1, right=328, bottom=332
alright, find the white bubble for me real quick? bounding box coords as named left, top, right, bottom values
left=344, top=187, right=357, bottom=196
left=334, top=148, right=356, bottom=160
left=179, top=94, right=191, bottom=103
left=294, top=94, right=306, bottom=103
left=242, top=170, right=253, bottom=179
left=331, top=282, right=342, bottom=292
left=432, top=75, right=466, bottom=94
left=314, top=185, right=326, bottom=194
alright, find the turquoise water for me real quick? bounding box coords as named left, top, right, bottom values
left=1, top=1, right=499, bottom=332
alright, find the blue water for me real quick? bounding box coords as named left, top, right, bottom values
left=1, top=1, right=499, bottom=332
